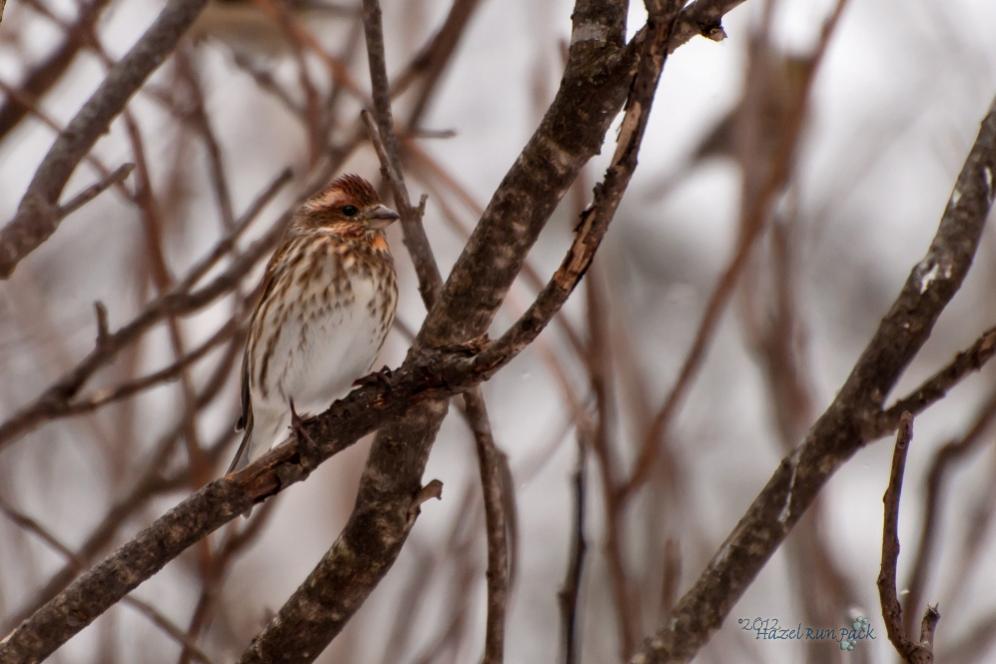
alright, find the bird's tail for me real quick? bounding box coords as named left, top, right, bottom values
left=227, top=426, right=257, bottom=518
left=227, top=423, right=255, bottom=474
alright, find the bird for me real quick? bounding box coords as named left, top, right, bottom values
left=191, top=0, right=357, bottom=57
left=228, top=174, right=399, bottom=477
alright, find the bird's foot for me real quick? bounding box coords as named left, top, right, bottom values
left=354, top=364, right=394, bottom=389
left=289, top=398, right=321, bottom=470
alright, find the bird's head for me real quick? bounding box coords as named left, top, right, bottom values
left=297, top=174, right=400, bottom=234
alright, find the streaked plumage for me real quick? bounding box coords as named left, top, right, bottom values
left=228, top=174, right=398, bottom=474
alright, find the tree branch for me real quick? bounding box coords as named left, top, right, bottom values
left=870, top=325, right=996, bottom=437
left=877, top=413, right=939, bottom=664
left=629, top=93, right=996, bottom=663
left=54, top=163, right=134, bottom=218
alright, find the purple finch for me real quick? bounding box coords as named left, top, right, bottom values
left=228, top=174, right=398, bottom=473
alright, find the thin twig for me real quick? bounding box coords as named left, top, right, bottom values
left=360, top=1, right=442, bottom=303
left=902, top=384, right=996, bottom=636
left=0, top=79, right=132, bottom=200
left=56, top=163, right=135, bottom=217
left=869, top=326, right=996, bottom=437
left=177, top=497, right=280, bottom=664
left=464, top=393, right=511, bottom=664
left=878, top=413, right=914, bottom=648
left=61, top=320, right=240, bottom=415
left=877, top=413, right=939, bottom=664
left=559, top=431, right=589, bottom=664
left=584, top=263, right=638, bottom=655
left=360, top=5, right=511, bottom=662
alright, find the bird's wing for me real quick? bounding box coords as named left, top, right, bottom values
left=236, top=346, right=251, bottom=433
left=228, top=243, right=288, bottom=473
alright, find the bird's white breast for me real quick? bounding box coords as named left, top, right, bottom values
left=253, top=248, right=393, bottom=418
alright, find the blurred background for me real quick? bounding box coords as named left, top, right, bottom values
left=2, top=0, right=996, bottom=662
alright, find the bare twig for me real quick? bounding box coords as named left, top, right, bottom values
left=177, top=497, right=280, bottom=664
left=0, top=79, right=132, bottom=199
left=59, top=319, right=240, bottom=416
left=870, top=326, right=996, bottom=437
left=584, top=263, right=638, bottom=655
left=902, top=384, right=996, bottom=636
left=464, top=393, right=511, bottom=664
left=559, top=432, right=589, bottom=664
left=361, top=0, right=442, bottom=303
left=360, top=6, right=514, bottom=662
left=56, top=163, right=135, bottom=218
left=877, top=413, right=940, bottom=664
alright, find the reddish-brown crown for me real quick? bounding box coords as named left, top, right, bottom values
left=303, top=174, right=380, bottom=214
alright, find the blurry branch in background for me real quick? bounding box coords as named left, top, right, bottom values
left=584, top=261, right=639, bottom=655
left=0, top=0, right=110, bottom=140
left=177, top=497, right=281, bottom=664
left=630, top=94, right=996, bottom=662
left=0, top=0, right=210, bottom=279
left=400, top=0, right=481, bottom=131
left=734, top=12, right=864, bottom=660
left=877, top=413, right=940, bottom=664
left=0, top=168, right=291, bottom=448
left=618, top=0, right=848, bottom=504
left=0, top=79, right=132, bottom=201
left=559, top=430, right=590, bottom=664
left=51, top=318, right=239, bottom=416
left=53, top=162, right=135, bottom=218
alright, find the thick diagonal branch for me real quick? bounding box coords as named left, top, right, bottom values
left=630, top=94, right=996, bottom=663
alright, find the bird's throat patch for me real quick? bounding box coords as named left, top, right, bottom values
left=370, top=233, right=389, bottom=253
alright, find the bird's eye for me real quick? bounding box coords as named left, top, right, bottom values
left=341, top=205, right=359, bottom=217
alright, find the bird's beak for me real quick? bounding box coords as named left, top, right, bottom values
left=365, top=204, right=400, bottom=230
